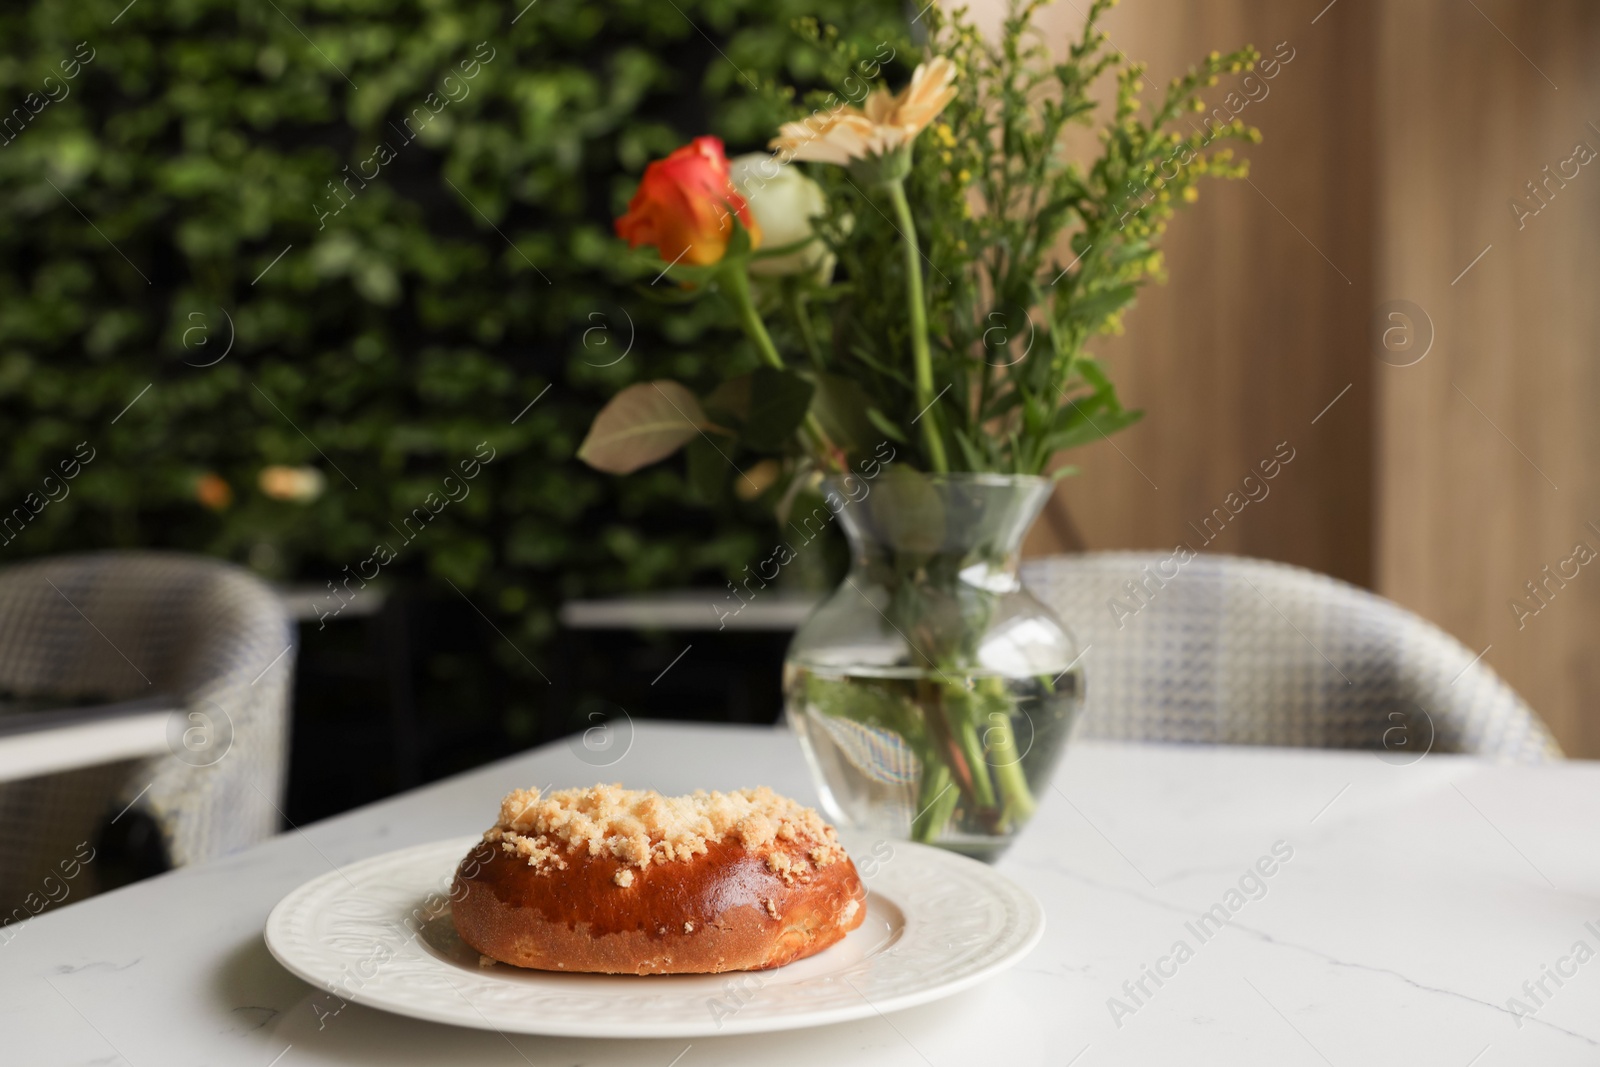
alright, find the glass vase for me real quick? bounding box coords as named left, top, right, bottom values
left=783, top=471, right=1083, bottom=861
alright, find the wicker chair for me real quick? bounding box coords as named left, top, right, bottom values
left=1020, top=552, right=1560, bottom=761
left=0, top=552, right=294, bottom=921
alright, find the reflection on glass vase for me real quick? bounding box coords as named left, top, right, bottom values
left=784, top=471, right=1083, bottom=862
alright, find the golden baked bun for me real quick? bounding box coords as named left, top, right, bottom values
left=451, top=784, right=865, bottom=975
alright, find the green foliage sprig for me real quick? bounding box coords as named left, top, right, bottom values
left=807, top=0, right=1259, bottom=476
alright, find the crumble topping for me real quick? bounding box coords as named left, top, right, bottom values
left=481, top=784, right=847, bottom=885
left=684, top=921, right=695, bottom=933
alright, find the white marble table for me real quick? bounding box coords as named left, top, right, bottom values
left=6, top=722, right=1598, bottom=1066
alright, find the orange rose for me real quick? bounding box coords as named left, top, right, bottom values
left=615, top=136, right=761, bottom=266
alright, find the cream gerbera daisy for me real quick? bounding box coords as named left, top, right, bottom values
left=771, top=57, right=959, bottom=169
left=770, top=57, right=960, bottom=473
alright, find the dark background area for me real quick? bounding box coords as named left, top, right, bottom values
left=285, top=596, right=796, bottom=825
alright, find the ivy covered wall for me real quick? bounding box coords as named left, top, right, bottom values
left=0, top=0, right=904, bottom=703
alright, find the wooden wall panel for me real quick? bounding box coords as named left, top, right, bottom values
left=1376, top=0, right=1600, bottom=756
left=1017, top=0, right=1377, bottom=590
left=986, top=0, right=1600, bottom=755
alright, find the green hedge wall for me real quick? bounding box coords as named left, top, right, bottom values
left=0, top=1, right=904, bottom=673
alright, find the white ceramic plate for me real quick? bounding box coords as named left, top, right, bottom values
left=264, top=833, right=1044, bottom=1038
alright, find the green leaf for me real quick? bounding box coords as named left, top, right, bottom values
left=724, top=216, right=756, bottom=260
left=1048, top=407, right=1143, bottom=452
left=1075, top=356, right=1117, bottom=393
left=1062, top=283, right=1137, bottom=331
left=1109, top=240, right=1153, bottom=264
left=1049, top=464, right=1081, bottom=482
left=576, top=380, right=711, bottom=474
left=685, top=436, right=728, bottom=504
left=703, top=374, right=753, bottom=427
left=952, top=431, right=987, bottom=470
left=741, top=367, right=814, bottom=451
left=808, top=372, right=877, bottom=458
left=865, top=406, right=909, bottom=444
left=868, top=466, right=946, bottom=555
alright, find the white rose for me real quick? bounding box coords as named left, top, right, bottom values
left=729, top=153, right=833, bottom=280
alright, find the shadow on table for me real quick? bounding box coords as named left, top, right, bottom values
left=211, top=932, right=995, bottom=1066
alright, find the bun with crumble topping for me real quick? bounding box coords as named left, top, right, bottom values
left=450, top=784, right=865, bottom=975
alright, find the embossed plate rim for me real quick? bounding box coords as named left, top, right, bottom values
left=264, top=833, right=1044, bottom=1037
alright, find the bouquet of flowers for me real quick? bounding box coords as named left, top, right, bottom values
left=579, top=0, right=1257, bottom=482
left=578, top=0, right=1259, bottom=847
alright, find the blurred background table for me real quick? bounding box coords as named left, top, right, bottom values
left=4, top=722, right=1597, bottom=1066
left=280, top=587, right=818, bottom=828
